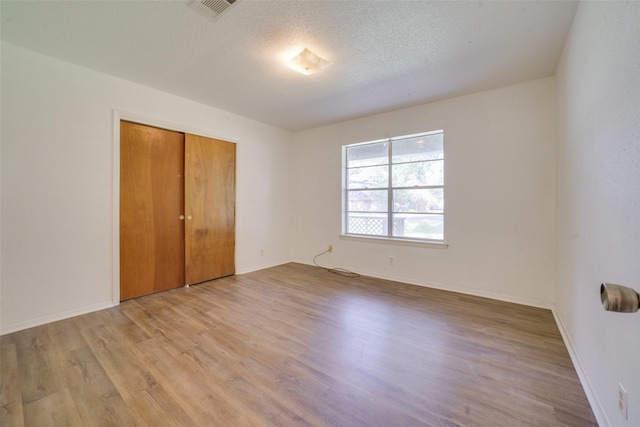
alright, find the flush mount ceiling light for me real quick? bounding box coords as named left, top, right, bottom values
left=286, top=48, right=331, bottom=75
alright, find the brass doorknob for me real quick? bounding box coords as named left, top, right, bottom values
left=187, top=215, right=193, bottom=220
left=179, top=215, right=185, bottom=220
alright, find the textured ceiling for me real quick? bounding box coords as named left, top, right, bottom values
left=1, top=0, right=578, bottom=131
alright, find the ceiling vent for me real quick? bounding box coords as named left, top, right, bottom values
left=191, top=0, right=239, bottom=21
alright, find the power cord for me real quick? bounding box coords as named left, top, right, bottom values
left=313, top=249, right=360, bottom=278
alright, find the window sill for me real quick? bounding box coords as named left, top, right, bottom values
left=339, top=234, right=449, bottom=249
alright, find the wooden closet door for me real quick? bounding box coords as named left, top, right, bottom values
left=120, top=121, right=185, bottom=300
left=184, top=134, right=236, bottom=284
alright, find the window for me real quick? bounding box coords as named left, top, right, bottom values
left=343, top=131, right=444, bottom=242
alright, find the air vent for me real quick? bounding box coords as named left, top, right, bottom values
left=191, top=0, right=238, bottom=21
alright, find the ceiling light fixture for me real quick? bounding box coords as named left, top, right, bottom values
left=286, top=48, right=331, bottom=75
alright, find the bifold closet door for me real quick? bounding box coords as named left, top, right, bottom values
left=184, top=134, right=236, bottom=284
left=120, top=121, right=185, bottom=301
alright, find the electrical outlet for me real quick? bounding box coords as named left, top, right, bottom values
left=389, top=256, right=394, bottom=265
left=328, top=245, right=333, bottom=253
left=618, top=383, right=628, bottom=420
left=260, top=249, right=264, bottom=256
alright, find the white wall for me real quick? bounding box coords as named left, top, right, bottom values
left=291, top=78, right=556, bottom=308
left=555, top=2, right=640, bottom=426
left=0, top=43, right=293, bottom=334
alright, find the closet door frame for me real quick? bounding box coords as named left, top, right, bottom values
left=111, top=110, right=238, bottom=305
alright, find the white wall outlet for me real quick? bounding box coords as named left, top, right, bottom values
left=260, top=249, right=264, bottom=256
left=618, top=383, right=628, bottom=420
left=389, top=256, right=394, bottom=265
left=328, top=245, right=333, bottom=252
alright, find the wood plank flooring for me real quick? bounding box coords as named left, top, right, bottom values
left=1, top=263, right=597, bottom=426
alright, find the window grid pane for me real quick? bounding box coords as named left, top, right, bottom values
left=392, top=160, right=443, bottom=187
left=391, top=133, right=443, bottom=163
left=393, top=188, right=444, bottom=213
left=347, top=142, right=389, bottom=168
left=347, top=165, right=389, bottom=189
left=392, top=214, right=444, bottom=241
left=347, top=189, right=388, bottom=212
left=347, top=213, right=388, bottom=236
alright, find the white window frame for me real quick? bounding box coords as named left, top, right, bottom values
left=341, top=130, right=446, bottom=246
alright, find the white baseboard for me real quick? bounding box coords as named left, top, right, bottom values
left=236, top=259, right=290, bottom=275
left=552, top=307, right=608, bottom=427
left=1, top=301, right=115, bottom=336
left=293, top=258, right=552, bottom=309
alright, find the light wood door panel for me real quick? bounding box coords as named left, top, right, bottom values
left=120, top=121, right=185, bottom=300
left=185, top=134, right=236, bottom=284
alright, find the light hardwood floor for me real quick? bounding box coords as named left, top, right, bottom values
left=1, top=263, right=596, bottom=426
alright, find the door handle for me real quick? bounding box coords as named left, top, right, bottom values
left=601, top=283, right=639, bottom=313
left=179, top=215, right=185, bottom=220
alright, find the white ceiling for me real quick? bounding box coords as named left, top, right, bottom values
left=1, top=0, right=578, bottom=132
